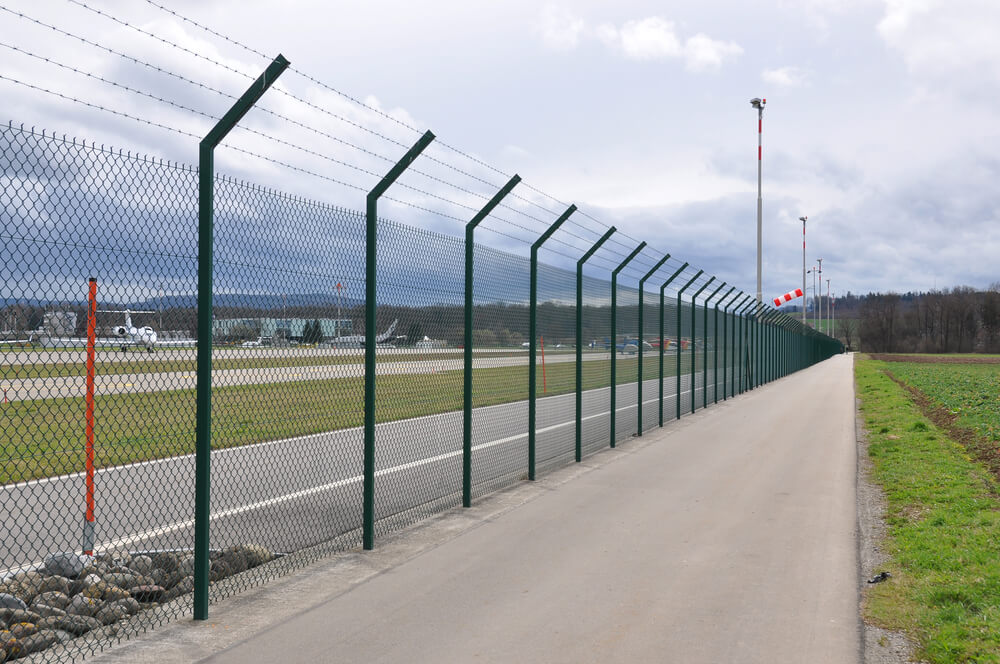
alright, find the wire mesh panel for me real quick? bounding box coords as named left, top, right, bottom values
left=579, top=273, right=611, bottom=459
left=638, top=288, right=662, bottom=435
left=534, top=261, right=577, bottom=473
left=0, top=124, right=201, bottom=660
left=612, top=284, right=639, bottom=444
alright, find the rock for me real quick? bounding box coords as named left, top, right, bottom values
left=103, top=573, right=139, bottom=590
left=7, top=623, right=36, bottom=638
left=50, top=629, right=75, bottom=644
left=108, top=598, right=140, bottom=616
left=31, top=604, right=66, bottom=620
left=0, top=610, right=41, bottom=626
left=128, top=555, right=154, bottom=576
left=17, top=629, right=57, bottom=655
left=152, top=552, right=180, bottom=573
left=102, top=585, right=130, bottom=602
left=0, top=596, right=25, bottom=612
left=94, top=604, right=129, bottom=626
left=66, top=596, right=102, bottom=618
left=43, top=553, right=91, bottom=579
left=32, top=592, right=70, bottom=611
left=210, top=560, right=231, bottom=582
left=177, top=556, right=195, bottom=577
left=236, top=544, right=273, bottom=568
left=79, top=584, right=104, bottom=600
left=82, top=574, right=102, bottom=587
left=129, top=585, right=164, bottom=603
left=51, top=615, right=102, bottom=636
left=164, top=576, right=194, bottom=601
left=150, top=568, right=167, bottom=586
left=38, top=576, right=71, bottom=595
left=220, top=547, right=249, bottom=575
left=1, top=633, right=23, bottom=660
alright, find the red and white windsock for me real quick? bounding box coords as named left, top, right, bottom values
left=773, top=288, right=804, bottom=307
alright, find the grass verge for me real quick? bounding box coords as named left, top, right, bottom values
left=1, top=353, right=719, bottom=483
left=856, top=357, right=1000, bottom=662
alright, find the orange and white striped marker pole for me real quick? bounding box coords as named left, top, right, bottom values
left=83, top=277, right=97, bottom=555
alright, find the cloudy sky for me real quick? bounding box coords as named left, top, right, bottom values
left=3, top=0, right=999, bottom=303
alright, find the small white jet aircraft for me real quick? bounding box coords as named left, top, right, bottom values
left=328, top=319, right=399, bottom=348
left=100, top=309, right=158, bottom=352
left=0, top=333, right=34, bottom=347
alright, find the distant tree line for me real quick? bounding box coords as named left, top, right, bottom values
left=836, top=285, right=1000, bottom=353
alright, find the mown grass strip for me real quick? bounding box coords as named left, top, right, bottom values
left=856, top=357, right=1000, bottom=662
left=1, top=354, right=703, bottom=483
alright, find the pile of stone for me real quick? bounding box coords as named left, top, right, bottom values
left=0, top=545, right=273, bottom=661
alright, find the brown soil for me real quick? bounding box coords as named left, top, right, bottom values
left=884, top=369, right=1000, bottom=486
left=869, top=353, right=1000, bottom=364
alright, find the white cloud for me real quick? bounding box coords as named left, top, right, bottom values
left=597, top=17, right=742, bottom=71
left=878, top=0, right=1000, bottom=97
left=761, top=66, right=810, bottom=87
left=538, top=5, right=586, bottom=51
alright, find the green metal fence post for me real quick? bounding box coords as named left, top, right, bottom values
left=714, top=287, right=736, bottom=404
left=364, top=130, right=436, bottom=551
left=732, top=296, right=751, bottom=398
left=702, top=281, right=726, bottom=409
left=637, top=253, right=670, bottom=436
left=530, top=205, right=577, bottom=479
left=658, top=263, right=687, bottom=426
left=675, top=270, right=702, bottom=420
left=610, top=242, right=646, bottom=448
left=576, top=226, right=616, bottom=462
left=194, top=54, right=289, bottom=621
left=463, top=175, right=520, bottom=508
left=723, top=293, right=745, bottom=401
left=738, top=300, right=755, bottom=394
left=690, top=277, right=715, bottom=413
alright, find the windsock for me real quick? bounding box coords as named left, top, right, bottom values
left=773, top=288, right=803, bottom=307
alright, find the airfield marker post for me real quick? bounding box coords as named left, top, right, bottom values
left=690, top=278, right=715, bottom=413
left=529, top=205, right=576, bottom=480
left=675, top=270, right=702, bottom=420
left=575, top=226, right=615, bottom=463
left=83, top=277, right=96, bottom=556
left=610, top=242, right=646, bottom=448
left=714, top=287, right=736, bottom=404
left=365, top=130, right=436, bottom=547
left=658, top=263, right=687, bottom=427
left=463, top=175, right=520, bottom=507
left=702, top=281, right=726, bottom=409
left=636, top=253, right=670, bottom=436
left=195, top=54, right=289, bottom=620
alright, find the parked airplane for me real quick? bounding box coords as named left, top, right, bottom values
left=100, top=309, right=158, bottom=351
left=327, top=319, right=399, bottom=348
left=0, top=333, right=34, bottom=347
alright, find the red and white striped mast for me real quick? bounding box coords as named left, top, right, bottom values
left=750, top=97, right=766, bottom=313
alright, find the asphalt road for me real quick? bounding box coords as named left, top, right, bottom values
left=203, top=354, right=858, bottom=664
left=2, top=365, right=733, bottom=576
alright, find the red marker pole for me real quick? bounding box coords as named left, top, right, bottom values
left=83, top=277, right=97, bottom=555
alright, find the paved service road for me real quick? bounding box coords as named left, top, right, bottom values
left=197, top=354, right=857, bottom=663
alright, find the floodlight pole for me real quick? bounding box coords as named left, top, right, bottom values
left=610, top=242, right=646, bottom=448
left=463, top=174, right=521, bottom=507
left=529, top=204, right=577, bottom=480
left=364, top=130, right=436, bottom=551
left=751, top=97, right=766, bottom=309
left=658, top=263, right=688, bottom=426
left=195, top=54, right=289, bottom=621
left=637, top=253, right=670, bottom=436
left=576, top=226, right=616, bottom=462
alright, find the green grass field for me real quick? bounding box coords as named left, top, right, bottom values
left=857, top=357, right=1000, bottom=662
left=0, top=353, right=720, bottom=483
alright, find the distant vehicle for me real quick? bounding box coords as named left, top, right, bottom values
left=521, top=341, right=530, bottom=348
left=241, top=337, right=263, bottom=348
left=328, top=319, right=399, bottom=348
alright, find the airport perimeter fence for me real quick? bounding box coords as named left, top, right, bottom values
left=0, top=115, right=843, bottom=662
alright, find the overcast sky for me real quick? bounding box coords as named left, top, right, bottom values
left=3, top=0, right=999, bottom=302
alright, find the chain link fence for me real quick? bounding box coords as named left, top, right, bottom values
left=0, top=122, right=842, bottom=662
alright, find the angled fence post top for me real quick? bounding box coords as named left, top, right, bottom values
left=678, top=269, right=704, bottom=294
left=614, top=242, right=647, bottom=274
left=579, top=226, right=617, bottom=266
left=533, top=204, right=577, bottom=251
left=464, top=173, right=521, bottom=508
left=718, top=286, right=737, bottom=307
left=693, top=276, right=716, bottom=300
left=640, top=254, right=671, bottom=286
left=201, top=55, right=290, bottom=149
left=706, top=281, right=727, bottom=303
left=369, top=130, right=436, bottom=201
left=661, top=262, right=689, bottom=292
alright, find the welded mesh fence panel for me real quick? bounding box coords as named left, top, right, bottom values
left=208, top=182, right=367, bottom=599
left=661, top=298, right=680, bottom=420
left=579, top=273, right=611, bottom=459
left=469, top=243, right=530, bottom=501
left=613, top=284, right=639, bottom=444
left=534, top=261, right=577, bottom=472
left=638, top=290, right=661, bottom=435
left=0, top=125, right=200, bottom=660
